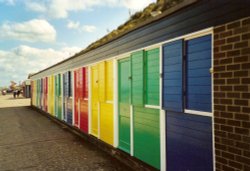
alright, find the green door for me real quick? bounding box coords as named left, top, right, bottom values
left=118, top=58, right=131, bottom=153
left=118, top=49, right=160, bottom=169
left=133, top=48, right=160, bottom=169
left=55, top=75, right=57, bottom=116
left=132, top=49, right=160, bottom=169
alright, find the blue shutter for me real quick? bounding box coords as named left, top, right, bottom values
left=162, top=40, right=183, bottom=112
left=186, top=35, right=212, bottom=112
left=68, top=71, right=72, bottom=97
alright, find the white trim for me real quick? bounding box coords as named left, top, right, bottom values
left=144, top=44, right=160, bottom=51
left=114, top=27, right=213, bottom=61
left=106, top=100, right=113, bottom=104
left=144, top=104, right=161, bottom=109
left=88, top=66, right=92, bottom=134
left=184, top=109, right=212, bottom=117
left=130, top=105, right=134, bottom=156
left=113, top=59, right=119, bottom=147
left=184, top=28, right=213, bottom=40
left=211, top=30, right=215, bottom=171
left=159, top=45, right=166, bottom=171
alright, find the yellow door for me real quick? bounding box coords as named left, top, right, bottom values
left=48, top=76, right=52, bottom=114
left=91, top=65, right=99, bottom=137
left=51, top=75, right=55, bottom=116
left=100, top=103, right=113, bottom=145
left=100, top=60, right=114, bottom=145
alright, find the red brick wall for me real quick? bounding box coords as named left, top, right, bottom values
left=214, top=17, right=250, bottom=171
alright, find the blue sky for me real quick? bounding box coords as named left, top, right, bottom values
left=0, top=0, right=155, bottom=87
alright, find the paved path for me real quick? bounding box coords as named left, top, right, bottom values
left=0, top=95, right=131, bottom=171
left=0, top=94, right=30, bottom=108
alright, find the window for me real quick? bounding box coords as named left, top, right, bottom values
left=163, top=34, right=212, bottom=114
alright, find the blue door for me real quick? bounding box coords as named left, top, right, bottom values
left=63, top=71, right=73, bottom=125
left=163, top=35, right=213, bottom=171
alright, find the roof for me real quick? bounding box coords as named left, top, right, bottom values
left=30, top=0, right=198, bottom=77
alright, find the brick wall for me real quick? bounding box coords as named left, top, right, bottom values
left=214, top=17, right=250, bottom=171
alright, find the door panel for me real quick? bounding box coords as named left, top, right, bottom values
left=80, top=99, right=88, bottom=133
left=100, top=103, right=114, bottom=145
left=91, top=66, right=99, bottom=137
left=186, top=35, right=212, bottom=112
left=133, top=106, right=160, bottom=169
left=145, top=48, right=160, bottom=106
left=131, top=51, right=144, bottom=106
left=74, top=70, right=79, bottom=127
left=167, top=112, right=213, bottom=171
left=80, top=68, right=88, bottom=133
left=118, top=58, right=131, bottom=153
left=162, top=40, right=183, bottom=112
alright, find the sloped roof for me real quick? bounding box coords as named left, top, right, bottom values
left=31, top=0, right=198, bottom=77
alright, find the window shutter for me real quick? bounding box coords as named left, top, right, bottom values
left=162, top=40, right=183, bottom=112
left=186, top=35, right=212, bottom=112
left=131, top=50, right=145, bottom=106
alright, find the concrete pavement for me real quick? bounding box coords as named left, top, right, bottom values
left=0, top=95, right=131, bottom=171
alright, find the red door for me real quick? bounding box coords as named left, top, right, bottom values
left=80, top=67, right=88, bottom=133
left=74, top=70, right=80, bottom=127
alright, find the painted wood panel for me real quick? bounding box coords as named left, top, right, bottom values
left=63, top=71, right=73, bottom=124
left=74, top=70, right=79, bottom=127
left=118, top=58, right=131, bottom=153
left=186, top=35, right=212, bottom=112
left=133, top=106, right=160, bottom=169
left=48, top=76, right=55, bottom=115
left=145, top=48, right=160, bottom=106
left=100, top=103, right=113, bottom=145
left=163, top=40, right=183, bottom=112
left=81, top=68, right=89, bottom=133
left=44, top=77, right=48, bottom=112
left=74, top=68, right=88, bottom=133
left=51, top=76, right=55, bottom=116
left=131, top=50, right=144, bottom=106
left=91, top=65, right=99, bottom=137
left=118, top=49, right=161, bottom=169
left=98, top=62, right=106, bottom=102
left=55, top=74, right=62, bottom=119
left=166, top=111, right=213, bottom=171
left=100, top=60, right=114, bottom=145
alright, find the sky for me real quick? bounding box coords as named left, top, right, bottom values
left=0, top=0, right=155, bottom=87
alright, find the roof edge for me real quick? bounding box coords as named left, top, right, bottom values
left=30, top=0, right=198, bottom=78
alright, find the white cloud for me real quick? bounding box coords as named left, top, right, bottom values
left=67, top=21, right=80, bottom=29
left=25, top=1, right=46, bottom=12
left=81, top=25, right=97, bottom=33
left=67, top=20, right=96, bottom=33
left=0, top=19, right=56, bottom=42
left=122, top=0, right=155, bottom=11
left=24, top=0, right=156, bottom=19
left=0, top=45, right=81, bottom=86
